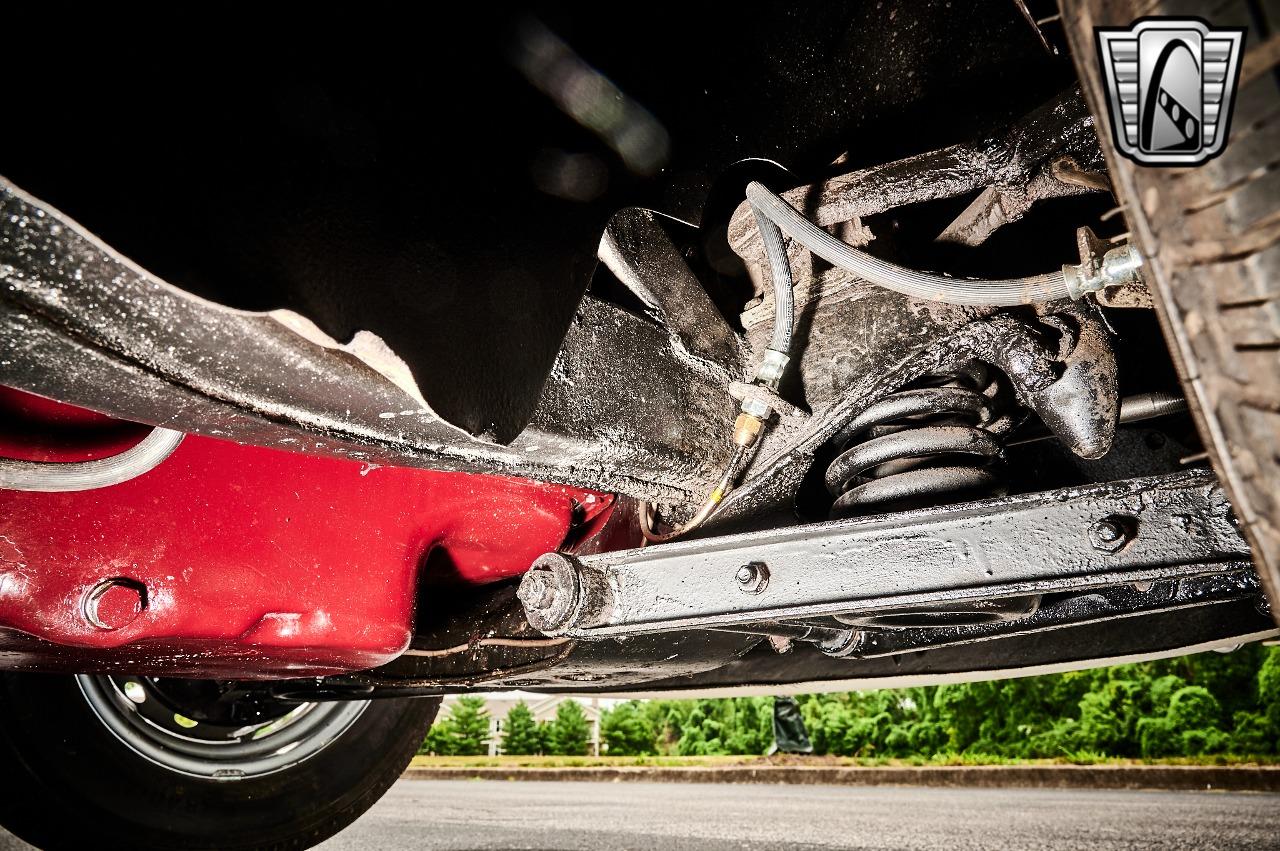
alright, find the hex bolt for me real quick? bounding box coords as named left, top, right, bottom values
left=1094, top=520, right=1122, bottom=542
left=736, top=562, right=769, bottom=594
left=816, top=629, right=864, bottom=659
left=83, top=578, right=147, bottom=631
left=1089, top=515, right=1135, bottom=554
left=517, top=555, right=584, bottom=636
left=521, top=571, right=555, bottom=610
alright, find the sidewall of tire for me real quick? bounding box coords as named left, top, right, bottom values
left=0, top=673, right=438, bottom=851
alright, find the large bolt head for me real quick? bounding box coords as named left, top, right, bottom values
left=521, top=572, right=554, bottom=609
left=816, top=629, right=863, bottom=659
left=517, top=554, right=582, bottom=635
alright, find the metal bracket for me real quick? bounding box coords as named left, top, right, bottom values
left=519, top=471, right=1252, bottom=638
left=1062, top=225, right=1150, bottom=306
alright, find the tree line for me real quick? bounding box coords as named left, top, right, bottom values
left=421, top=644, right=1280, bottom=759
left=420, top=696, right=594, bottom=756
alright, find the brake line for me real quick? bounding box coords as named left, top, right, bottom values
left=0, top=427, right=184, bottom=492
left=745, top=181, right=1139, bottom=305
left=639, top=179, right=1146, bottom=542
left=638, top=195, right=800, bottom=543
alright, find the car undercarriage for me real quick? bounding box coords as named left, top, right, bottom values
left=2, top=1, right=1278, bottom=848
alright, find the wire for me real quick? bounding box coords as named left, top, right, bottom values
left=403, top=637, right=573, bottom=658
left=745, top=181, right=1074, bottom=306
left=632, top=188, right=803, bottom=544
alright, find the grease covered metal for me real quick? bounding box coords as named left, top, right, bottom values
left=522, top=471, right=1251, bottom=638
left=0, top=178, right=732, bottom=506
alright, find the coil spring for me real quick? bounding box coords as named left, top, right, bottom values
left=825, top=364, right=1009, bottom=519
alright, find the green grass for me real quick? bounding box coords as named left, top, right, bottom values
left=411, top=754, right=747, bottom=769
left=410, top=753, right=1280, bottom=769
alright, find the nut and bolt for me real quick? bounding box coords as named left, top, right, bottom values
left=736, top=562, right=769, bottom=594
left=1089, top=515, right=1135, bottom=554
left=517, top=556, right=582, bottom=635
left=1094, top=520, right=1123, bottom=542
left=754, top=348, right=791, bottom=388
left=519, top=570, right=556, bottom=610
left=816, top=628, right=863, bottom=659
left=732, top=412, right=765, bottom=447
left=1063, top=226, right=1145, bottom=299
left=83, top=577, right=147, bottom=631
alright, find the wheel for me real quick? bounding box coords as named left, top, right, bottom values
left=1064, top=0, right=1280, bottom=610
left=0, top=673, right=439, bottom=850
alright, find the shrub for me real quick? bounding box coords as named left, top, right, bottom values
left=1181, top=728, right=1227, bottom=756
left=1137, top=717, right=1178, bottom=758
left=1148, top=675, right=1188, bottom=715
left=1258, top=648, right=1280, bottom=732
left=1167, top=686, right=1222, bottom=731
left=1076, top=679, right=1145, bottom=756
left=1230, top=711, right=1274, bottom=755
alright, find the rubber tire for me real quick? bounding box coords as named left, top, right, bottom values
left=1064, top=0, right=1280, bottom=608
left=0, top=673, right=439, bottom=851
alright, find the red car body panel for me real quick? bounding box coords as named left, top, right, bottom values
left=0, top=390, right=612, bottom=677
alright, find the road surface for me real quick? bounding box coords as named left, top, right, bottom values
left=316, top=778, right=1279, bottom=850
left=0, top=779, right=1273, bottom=849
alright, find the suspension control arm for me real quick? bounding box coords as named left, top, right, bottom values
left=518, top=471, right=1252, bottom=638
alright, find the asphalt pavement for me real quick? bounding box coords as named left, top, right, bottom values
left=314, top=778, right=1280, bottom=850
left=0, top=779, right=1273, bottom=849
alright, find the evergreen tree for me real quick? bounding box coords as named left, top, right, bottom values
left=447, top=696, right=491, bottom=756
left=601, top=701, right=656, bottom=756
left=501, top=701, right=542, bottom=755
left=547, top=699, right=591, bottom=756
left=536, top=720, right=554, bottom=755
left=420, top=717, right=457, bottom=755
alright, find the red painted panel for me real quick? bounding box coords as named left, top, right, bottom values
left=0, top=408, right=614, bottom=677
left=0, top=386, right=151, bottom=461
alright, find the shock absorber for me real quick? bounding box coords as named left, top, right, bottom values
left=824, top=363, right=1011, bottom=519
